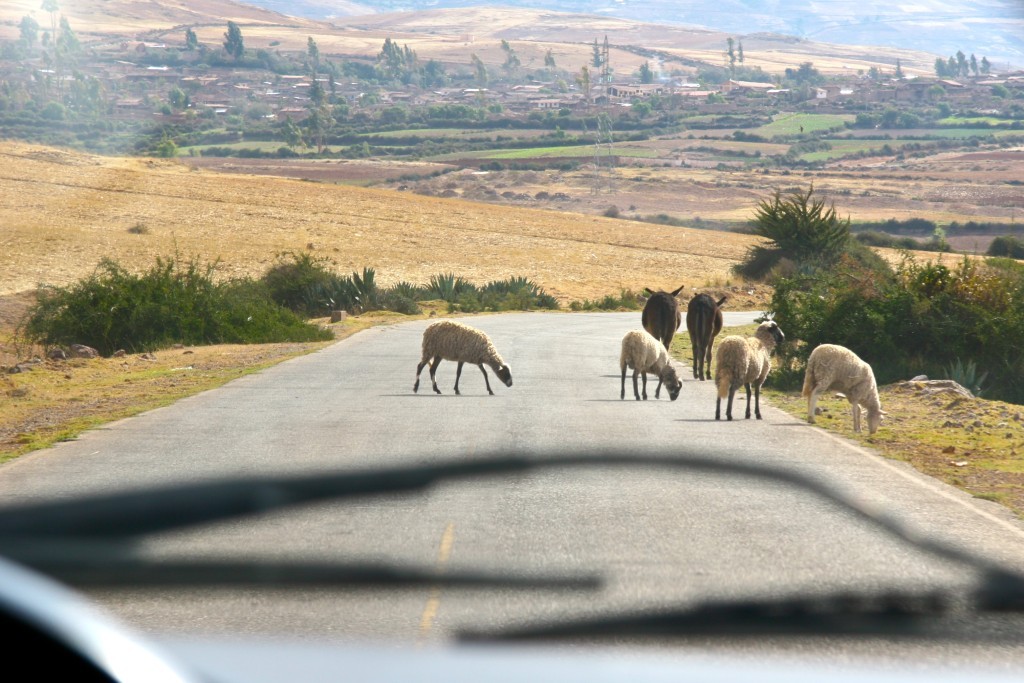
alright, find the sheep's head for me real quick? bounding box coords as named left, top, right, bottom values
left=757, top=321, right=785, bottom=347
left=496, top=364, right=513, bottom=388
left=662, top=365, right=682, bottom=401
left=867, top=407, right=885, bottom=435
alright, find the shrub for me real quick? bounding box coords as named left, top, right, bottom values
left=22, top=256, right=329, bottom=355
left=987, top=235, right=1024, bottom=259
left=734, top=185, right=851, bottom=280
left=568, top=289, right=644, bottom=311
left=769, top=255, right=1024, bottom=403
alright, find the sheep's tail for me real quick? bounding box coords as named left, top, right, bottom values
left=716, top=366, right=734, bottom=399
left=801, top=363, right=815, bottom=397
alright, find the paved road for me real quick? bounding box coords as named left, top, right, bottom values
left=3, top=312, right=1024, bottom=663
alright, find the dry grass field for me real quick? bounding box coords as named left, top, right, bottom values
left=0, top=141, right=766, bottom=303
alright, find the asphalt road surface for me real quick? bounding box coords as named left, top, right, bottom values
left=3, top=311, right=1024, bottom=666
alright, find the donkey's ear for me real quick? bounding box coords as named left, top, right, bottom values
left=671, top=285, right=685, bottom=297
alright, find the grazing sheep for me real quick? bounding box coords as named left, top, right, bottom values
left=686, top=293, right=727, bottom=381
left=802, top=343, right=884, bottom=434
left=620, top=329, right=682, bottom=401
left=413, top=320, right=512, bottom=396
left=715, top=321, right=785, bottom=421
left=641, top=284, right=684, bottom=398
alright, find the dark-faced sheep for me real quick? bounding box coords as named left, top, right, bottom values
left=620, top=329, right=682, bottom=401
left=641, top=284, right=684, bottom=398
left=413, top=320, right=512, bottom=396
left=715, top=321, right=785, bottom=421
left=686, top=293, right=727, bottom=381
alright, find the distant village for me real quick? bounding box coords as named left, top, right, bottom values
left=5, top=32, right=1023, bottom=131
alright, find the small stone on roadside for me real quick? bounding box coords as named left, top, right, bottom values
left=942, top=445, right=956, bottom=454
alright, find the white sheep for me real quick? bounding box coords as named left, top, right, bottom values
left=620, top=329, right=682, bottom=401
left=413, top=320, right=512, bottom=395
left=715, top=321, right=785, bottom=421
left=802, top=343, right=884, bottom=434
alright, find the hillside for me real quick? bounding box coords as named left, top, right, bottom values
left=0, top=142, right=763, bottom=303
left=272, top=0, right=1024, bottom=67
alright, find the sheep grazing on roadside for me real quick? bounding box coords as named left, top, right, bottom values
left=686, top=293, right=727, bottom=381
left=802, top=343, right=884, bottom=434
left=641, top=284, right=684, bottom=398
left=620, top=329, right=682, bottom=401
left=413, top=320, right=512, bottom=396
left=715, top=321, right=785, bottom=421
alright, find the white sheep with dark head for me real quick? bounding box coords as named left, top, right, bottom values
left=413, top=320, right=512, bottom=395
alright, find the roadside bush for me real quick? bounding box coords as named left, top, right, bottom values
left=987, top=235, right=1024, bottom=259
left=769, top=255, right=1024, bottom=403
left=569, top=289, right=644, bottom=311
left=22, top=256, right=330, bottom=355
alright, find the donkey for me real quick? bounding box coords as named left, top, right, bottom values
left=641, top=285, right=685, bottom=398
left=686, top=293, right=727, bottom=381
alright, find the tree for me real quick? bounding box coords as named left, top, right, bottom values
left=470, top=53, right=488, bottom=89
left=500, top=40, right=520, bottom=76
left=895, top=58, right=903, bottom=78
left=41, top=0, right=59, bottom=45
left=309, top=79, right=325, bottom=107
left=281, top=116, right=304, bottom=149
left=307, top=37, right=319, bottom=73
left=956, top=50, right=968, bottom=78
left=726, top=37, right=736, bottom=75
left=223, top=21, right=244, bottom=60
left=970, top=53, right=979, bottom=77
left=184, top=27, right=198, bottom=51
left=56, top=16, right=79, bottom=57
left=738, top=40, right=744, bottom=63
left=638, top=61, right=653, bottom=84
left=591, top=39, right=602, bottom=69
left=544, top=49, right=556, bottom=69
left=576, top=65, right=592, bottom=105
left=168, top=86, right=188, bottom=109
left=734, top=185, right=851, bottom=280
left=934, top=57, right=949, bottom=78
left=19, top=15, right=40, bottom=49
left=947, top=56, right=957, bottom=77
left=981, top=56, right=991, bottom=74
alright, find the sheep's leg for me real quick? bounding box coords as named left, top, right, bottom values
left=807, top=387, right=820, bottom=423
left=478, top=363, right=494, bottom=395
left=620, top=365, right=628, bottom=400
left=414, top=358, right=429, bottom=393
left=744, top=383, right=753, bottom=419
left=715, top=395, right=722, bottom=420
left=852, top=403, right=862, bottom=433
left=429, top=357, right=443, bottom=395
left=726, top=385, right=737, bottom=420
left=632, top=369, right=642, bottom=401
left=754, top=382, right=762, bottom=420
left=642, top=371, right=649, bottom=400
left=654, top=374, right=663, bottom=399
left=453, top=361, right=465, bottom=395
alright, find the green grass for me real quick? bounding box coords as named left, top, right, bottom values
left=798, top=139, right=916, bottom=161
left=752, top=113, right=854, bottom=137
left=429, top=144, right=661, bottom=161
left=936, top=116, right=1016, bottom=126
left=361, top=128, right=549, bottom=139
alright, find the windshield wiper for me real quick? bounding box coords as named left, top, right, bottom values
left=1, top=451, right=1022, bottom=615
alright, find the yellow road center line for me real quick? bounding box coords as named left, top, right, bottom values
left=417, top=522, right=455, bottom=644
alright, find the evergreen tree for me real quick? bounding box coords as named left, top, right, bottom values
left=981, top=56, right=991, bottom=74
left=307, top=37, right=320, bottom=73
left=970, top=53, right=979, bottom=77
left=639, top=61, right=653, bottom=84
left=223, top=21, right=244, bottom=60
left=544, top=49, right=556, bottom=69
left=591, top=39, right=602, bottom=68
left=184, top=27, right=198, bottom=51
left=19, top=15, right=39, bottom=49
left=956, top=50, right=968, bottom=77
left=934, top=57, right=948, bottom=78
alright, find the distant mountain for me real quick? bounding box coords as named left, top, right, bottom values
left=252, top=0, right=1024, bottom=67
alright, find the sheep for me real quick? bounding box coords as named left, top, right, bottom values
left=620, top=329, right=682, bottom=401
left=641, top=284, right=684, bottom=398
left=715, top=321, right=785, bottom=421
left=686, top=293, right=727, bottom=381
left=413, top=320, right=512, bottom=396
left=802, top=343, right=884, bottom=434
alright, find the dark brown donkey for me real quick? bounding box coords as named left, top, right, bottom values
left=641, top=285, right=684, bottom=398
left=686, top=293, right=727, bottom=381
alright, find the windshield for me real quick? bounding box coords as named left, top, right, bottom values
left=3, top=0, right=1024, bottom=678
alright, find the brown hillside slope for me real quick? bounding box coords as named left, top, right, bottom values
left=0, top=142, right=760, bottom=301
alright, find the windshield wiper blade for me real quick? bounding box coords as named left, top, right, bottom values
left=12, top=554, right=600, bottom=591
left=459, top=589, right=957, bottom=641
left=2, top=451, right=1023, bottom=603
